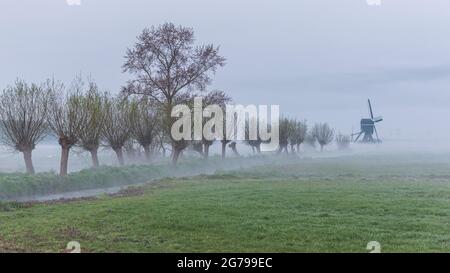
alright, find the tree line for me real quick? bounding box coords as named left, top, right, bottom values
left=0, top=23, right=351, bottom=176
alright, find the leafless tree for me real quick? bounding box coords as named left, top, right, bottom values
left=220, top=122, right=234, bottom=159
left=289, top=120, right=308, bottom=153
left=155, top=129, right=170, bottom=157
left=0, top=80, right=50, bottom=174
left=102, top=95, right=132, bottom=166
left=278, top=118, right=292, bottom=154
left=46, top=77, right=87, bottom=176
left=313, top=123, right=335, bottom=151
left=336, top=133, right=351, bottom=151
left=245, top=117, right=263, bottom=154
left=122, top=22, right=225, bottom=165
left=191, top=141, right=205, bottom=157
left=221, top=106, right=240, bottom=159
left=124, top=139, right=141, bottom=161
left=78, top=79, right=105, bottom=168
left=305, top=132, right=317, bottom=148
left=201, top=90, right=231, bottom=160
left=228, top=142, right=240, bottom=156
left=129, top=97, right=160, bottom=161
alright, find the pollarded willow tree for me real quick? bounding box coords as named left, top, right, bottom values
left=335, top=133, right=351, bottom=151
left=129, top=97, right=160, bottom=162
left=201, top=90, right=231, bottom=160
left=289, top=120, right=308, bottom=153
left=245, top=117, right=263, bottom=154
left=0, top=80, right=51, bottom=174
left=313, top=123, right=335, bottom=152
left=278, top=118, right=293, bottom=154
left=46, top=77, right=87, bottom=176
left=102, top=95, right=132, bottom=166
left=122, top=22, right=226, bottom=165
left=78, top=79, right=105, bottom=168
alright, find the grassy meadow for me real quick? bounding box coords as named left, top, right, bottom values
left=0, top=154, right=449, bottom=252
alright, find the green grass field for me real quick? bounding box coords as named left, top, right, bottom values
left=0, top=154, right=449, bottom=253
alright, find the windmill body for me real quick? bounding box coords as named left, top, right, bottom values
left=353, top=99, right=383, bottom=143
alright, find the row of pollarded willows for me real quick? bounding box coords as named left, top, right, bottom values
left=276, top=118, right=351, bottom=154
left=0, top=22, right=353, bottom=177
left=0, top=22, right=226, bottom=176
left=0, top=76, right=234, bottom=176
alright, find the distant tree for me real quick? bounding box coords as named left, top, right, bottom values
left=124, top=139, right=141, bottom=161
left=305, top=131, right=317, bottom=148
left=129, top=97, right=160, bottom=162
left=289, top=120, right=308, bottom=153
left=155, top=130, right=170, bottom=157
left=46, top=77, right=87, bottom=176
left=0, top=80, right=50, bottom=174
left=313, top=123, right=335, bottom=151
left=201, top=90, right=231, bottom=160
left=335, top=133, right=351, bottom=151
left=122, top=22, right=225, bottom=165
left=221, top=104, right=240, bottom=159
left=245, top=117, right=263, bottom=154
left=78, top=79, right=105, bottom=168
left=278, top=118, right=292, bottom=154
left=191, top=141, right=205, bottom=157
left=221, top=121, right=233, bottom=159
left=102, top=95, right=132, bottom=166
left=228, top=142, right=240, bottom=156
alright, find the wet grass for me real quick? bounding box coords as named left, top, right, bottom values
left=0, top=155, right=281, bottom=200
left=0, top=154, right=449, bottom=252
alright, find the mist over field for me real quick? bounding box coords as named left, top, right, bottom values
left=1, top=0, right=450, bottom=141
left=1, top=139, right=450, bottom=174
left=0, top=1, right=449, bottom=255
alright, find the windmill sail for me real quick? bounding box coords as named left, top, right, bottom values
left=368, top=99, right=374, bottom=120
left=373, top=116, right=383, bottom=122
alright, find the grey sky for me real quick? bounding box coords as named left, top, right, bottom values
left=1, top=0, right=450, bottom=141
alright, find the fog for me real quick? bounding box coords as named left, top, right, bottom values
left=0, top=0, right=449, bottom=182
left=1, top=0, right=449, bottom=143
left=1, top=138, right=450, bottom=175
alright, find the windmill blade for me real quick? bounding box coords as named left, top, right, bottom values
left=374, top=116, right=383, bottom=123
left=354, top=132, right=363, bottom=143
left=368, top=99, right=374, bottom=120
left=374, top=125, right=380, bottom=142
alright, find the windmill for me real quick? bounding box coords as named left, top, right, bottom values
left=352, top=99, right=383, bottom=143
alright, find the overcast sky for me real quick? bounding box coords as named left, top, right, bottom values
left=1, top=0, right=450, bottom=141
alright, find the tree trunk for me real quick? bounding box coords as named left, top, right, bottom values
left=203, top=144, right=210, bottom=160
left=60, top=146, right=70, bottom=176
left=230, top=142, right=240, bottom=156
left=193, top=142, right=204, bottom=156
left=277, top=146, right=282, bottom=155
left=90, top=148, right=99, bottom=168
left=172, top=148, right=181, bottom=166
left=296, top=144, right=300, bottom=154
left=256, top=144, right=261, bottom=154
left=221, top=141, right=227, bottom=159
left=143, top=144, right=151, bottom=161
left=320, top=144, right=324, bottom=152
left=23, top=149, right=35, bottom=175
left=114, top=148, right=125, bottom=166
